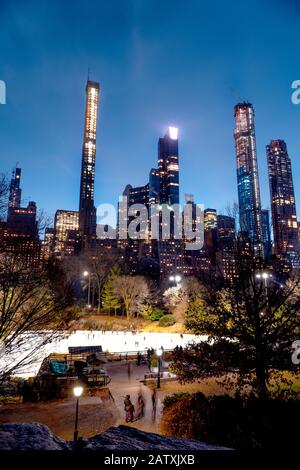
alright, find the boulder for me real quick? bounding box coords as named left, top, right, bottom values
left=0, top=422, right=229, bottom=450
left=0, top=423, right=69, bottom=450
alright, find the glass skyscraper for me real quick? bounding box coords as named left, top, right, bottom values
left=234, top=102, right=263, bottom=257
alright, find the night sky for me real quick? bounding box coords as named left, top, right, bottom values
left=1, top=0, right=300, bottom=226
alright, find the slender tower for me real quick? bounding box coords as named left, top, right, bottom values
left=267, top=139, right=299, bottom=267
left=234, top=102, right=263, bottom=257
left=79, top=80, right=100, bottom=247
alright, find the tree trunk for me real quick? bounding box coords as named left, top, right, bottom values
left=255, top=350, right=268, bottom=399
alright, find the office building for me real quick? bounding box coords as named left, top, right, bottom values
left=54, top=210, right=79, bottom=256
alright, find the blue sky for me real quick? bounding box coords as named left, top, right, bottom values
left=0, top=0, right=300, bottom=225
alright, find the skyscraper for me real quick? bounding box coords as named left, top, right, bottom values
left=217, top=214, right=236, bottom=249
left=79, top=80, right=100, bottom=247
left=267, top=139, right=299, bottom=266
left=204, top=208, right=217, bottom=262
left=116, top=127, right=182, bottom=278
left=158, top=127, right=179, bottom=206
left=8, top=166, right=21, bottom=210
left=54, top=210, right=79, bottom=256
left=234, top=103, right=263, bottom=257
left=3, top=168, right=40, bottom=260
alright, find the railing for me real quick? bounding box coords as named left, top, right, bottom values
left=47, top=349, right=174, bottom=363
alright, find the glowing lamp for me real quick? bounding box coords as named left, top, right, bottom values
left=73, top=386, right=83, bottom=398
left=168, top=126, right=178, bottom=140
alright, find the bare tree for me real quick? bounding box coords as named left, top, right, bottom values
left=61, top=247, right=120, bottom=311
left=82, top=247, right=119, bottom=312
left=113, top=275, right=149, bottom=318
left=0, top=252, right=74, bottom=381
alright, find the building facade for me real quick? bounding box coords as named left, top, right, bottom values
left=267, top=139, right=299, bottom=268
left=1, top=167, right=40, bottom=260
left=234, top=102, right=264, bottom=257
left=54, top=210, right=79, bottom=256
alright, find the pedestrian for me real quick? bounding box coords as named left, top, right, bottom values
left=151, top=389, right=157, bottom=420
left=137, top=351, right=141, bottom=366
left=124, top=394, right=134, bottom=422
left=137, top=394, right=145, bottom=419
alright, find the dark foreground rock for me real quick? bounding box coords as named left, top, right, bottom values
left=0, top=423, right=69, bottom=450
left=0, top=423, right=229, bottom=450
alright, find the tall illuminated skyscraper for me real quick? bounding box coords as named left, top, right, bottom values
left=158, top=126, right=179, bottom=205
left=79, top=80, right=100, bottom=246
left=267, top=139, right=299, bottom=266
left=234, top=102, right=263, bottom=257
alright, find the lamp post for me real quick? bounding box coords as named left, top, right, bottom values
left=156, top=348, right=163, bottom=389
left=73, top=385, right=83, bottom=442
left=255, top=272, right=272, bottom=296
left=83, top=271, right=91, bottom=307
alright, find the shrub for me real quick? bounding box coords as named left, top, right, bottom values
left=161, top=392, right=300, bottom=449
left=149, top=308, right=166, bottom=321
left=159, top=314, right=176, bottom=326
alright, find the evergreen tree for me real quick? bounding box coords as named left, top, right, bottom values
left=102, top=266, right=121, bottom=315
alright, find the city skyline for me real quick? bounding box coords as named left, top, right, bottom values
left=1, top=0, right=300, bottom=222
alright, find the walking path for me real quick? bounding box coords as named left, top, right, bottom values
left=107, top=361, right=164, bottom=434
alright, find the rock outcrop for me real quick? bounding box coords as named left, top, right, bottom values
left=0, top=423, right=69, bottom=450
left=0, top=423, right=229, bottom=450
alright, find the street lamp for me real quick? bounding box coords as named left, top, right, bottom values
left=73, top=385, right=83, bottom=442
left=169, top=274, right=182, bottom=284
left=256, top=272, right=272, bottom=291
left=83, top=271, right=91, bottom=307
left=156, top=348, right=163, bottom=389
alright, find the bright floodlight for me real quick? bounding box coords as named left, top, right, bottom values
left=169, top=275, right=175, bottom=281
left=83, top=270, right=89, bottom=277
left=262, top=272, right=268, bottom=279
left=73, top=386, right=83, bottom=397
left=168, top=126, right=178, bottom=140
left=175, top=275, right=182, bottom=282
left=256, top=273, right=261, bottom=279
left=156, top=348, right=163, bottom=357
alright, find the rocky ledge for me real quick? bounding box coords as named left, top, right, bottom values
left=0, top=423, right=229, bottom=450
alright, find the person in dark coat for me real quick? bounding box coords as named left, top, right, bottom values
left=124, top=394, right=134, bottom=422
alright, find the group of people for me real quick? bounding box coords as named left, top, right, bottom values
left=123, top=389, right=157, bottom=423
left=123, top=393, right=145, bottom=422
